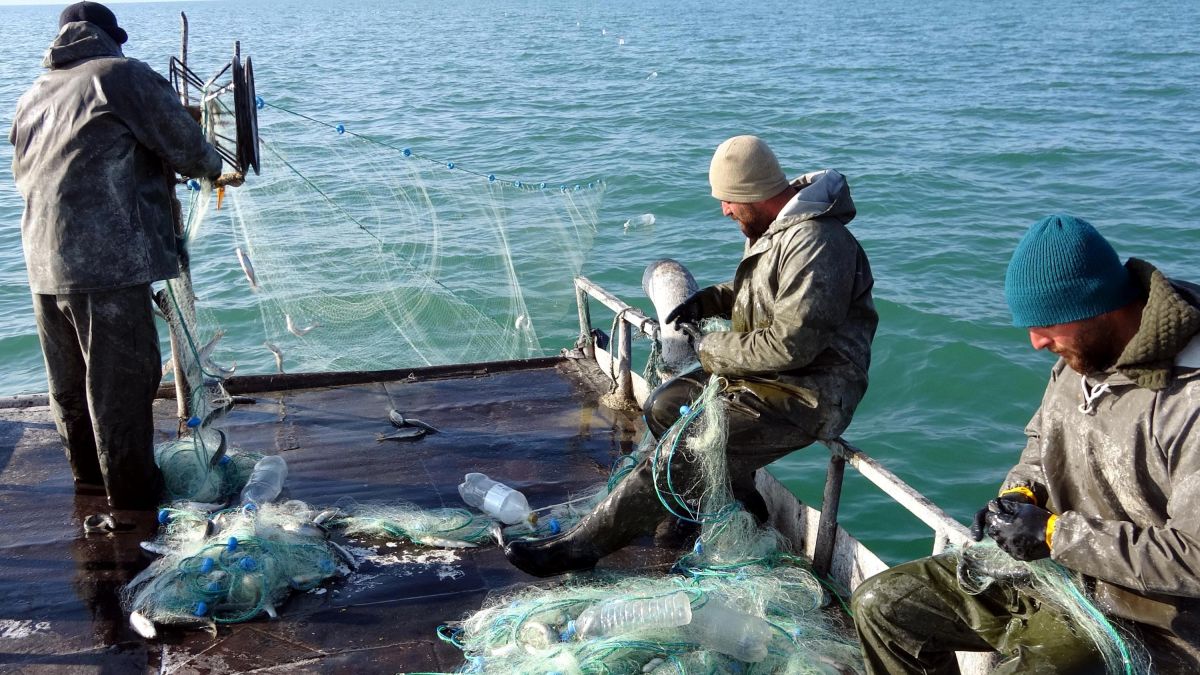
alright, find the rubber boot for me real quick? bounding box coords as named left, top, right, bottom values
left=504, top=460, right=669, bottom=577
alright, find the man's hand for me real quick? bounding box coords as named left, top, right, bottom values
left=977, top=499, right=1054, bottom=561
left=676, top=322, right=703, bottom=351
left=665, top=291, right=705, bottom=328
left=215, top=172, right=246, bottom=188
left=970, top=490, right=1033, bottom=541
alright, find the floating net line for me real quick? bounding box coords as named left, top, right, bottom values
left=956, top=541, right=1151, bottom=675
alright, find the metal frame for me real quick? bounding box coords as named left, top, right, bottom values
left=572, top=274, right=972, bottom=581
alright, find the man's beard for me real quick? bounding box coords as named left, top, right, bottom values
left=1055, top=321, right=1125, bottom=375
left=736, top=207, right=773, bottom=240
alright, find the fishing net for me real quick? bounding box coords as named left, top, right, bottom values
left=154, top=428, right=261, bottom=505
left=442, top=376, right=866, bottom=674
left=219, top=99, right=604, bottom=375
left=123, top=501, right=346, bottom=634
left=324, top=498, right=495, bottom=548
left=150, top=80, right=604, bottom=504
left=955, top=541, right=1151, bottom=675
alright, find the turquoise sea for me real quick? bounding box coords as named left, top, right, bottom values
left=2, top=0, right=1199, bottom=565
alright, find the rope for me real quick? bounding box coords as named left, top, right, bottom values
left=260, top=100, right=604, bottom=194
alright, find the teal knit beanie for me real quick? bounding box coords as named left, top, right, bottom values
left=1004, top=214, right=1139, bottom=328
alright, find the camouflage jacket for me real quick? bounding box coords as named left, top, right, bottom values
left=10, top=22, right=222, bottom=294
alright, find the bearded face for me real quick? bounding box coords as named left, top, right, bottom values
left=1029, top=313, right=1127, bottom=375
left=722, top=201, right=774, bottom=241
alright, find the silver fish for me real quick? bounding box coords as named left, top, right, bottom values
left=286, top=314, right=320, bottom=337
left=236, top=247, right=259, bottom=290
left=388, top=408, right=440, bottom=433
left=409, top=535, right=478, bottom=549
left=312, top=508, right=341, bottom=525
left=376, top=427, right=426, bottom=442
left=264, top=341, right=284, bottom=373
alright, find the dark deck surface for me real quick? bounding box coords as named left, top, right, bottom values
left=0, top=358, right=686, bottom=674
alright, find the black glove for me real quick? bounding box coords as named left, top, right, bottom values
left=676, top=322, right=703, bottom=350
left=970, top=490, right=1033, bottom=541
left=981, top=499, right=1053, bottom=561
left=665, top=291, right=705, bottom=328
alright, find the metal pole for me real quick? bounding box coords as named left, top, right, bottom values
left=166, top=12, right=194, bottom=424
left=574, top=281, right=594, bottom=360
left=179, top=13, right=189, bottom=106
left=616, top=317, right=633, bottom=403
left=812, top=454, right=847, bottom=578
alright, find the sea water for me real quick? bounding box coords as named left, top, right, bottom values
left=1, top=0, right=1197, bottom=563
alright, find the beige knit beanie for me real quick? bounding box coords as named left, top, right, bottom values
left=708, top=135, right=790, bottom=203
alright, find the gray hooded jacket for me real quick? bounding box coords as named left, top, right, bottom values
left=9, top=22, right=222, bottom=295
left=692, top=169, right=877, bottom=439
left=1004, top=259, right=1200, bottom=636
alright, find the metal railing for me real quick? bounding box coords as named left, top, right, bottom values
left=573, top=275, right=972, bottom=579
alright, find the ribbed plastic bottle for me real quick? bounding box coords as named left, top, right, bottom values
left=684, top=599, right=773, bottom=663
left=239, top=455, right=288, bottom=507
left=622, top=213, right=656, bottom=230
left=457, top=473, right=532, bottom=525
left=573, top=591, right=692, bottom=639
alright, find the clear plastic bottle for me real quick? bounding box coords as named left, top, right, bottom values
left=573, top=591, right=692, bottom=639
left=240, top=455, right=288, bottom=507
left=684, top=599, right=773, bottom=663
left=622, top=213, right=656, bottom=230
left=457, top=473, right=532, bottom=525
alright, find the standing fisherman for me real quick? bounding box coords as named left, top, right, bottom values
left=9, top=2, right=224, bottom=511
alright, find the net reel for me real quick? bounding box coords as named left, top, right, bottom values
left=169, top=41, right=260, bottom=177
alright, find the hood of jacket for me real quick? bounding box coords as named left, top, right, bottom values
left=771, top=169, right=856, bottom=232
left=43, top=21, right=123, bottom=69
left=1115, top=259, right=1200, bottom=390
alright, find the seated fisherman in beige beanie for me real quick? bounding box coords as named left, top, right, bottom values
left=505, top=135, right=878, bottom=577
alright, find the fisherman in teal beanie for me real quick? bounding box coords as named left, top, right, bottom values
left=851, top=215, right=1200, bottom=672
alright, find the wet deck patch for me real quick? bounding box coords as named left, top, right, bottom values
left=0, top=359, right=670, bottom=673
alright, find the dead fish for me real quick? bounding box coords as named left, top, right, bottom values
left=264, top=341, right=284, bottom=373
left=236, top=247, right=259, bottom=290
left=387, top=408, right=440, bottom=433
left=312, top=508, right=341, bottom=525
left=139, top=541, right=173, bottom=557
left=409, top=535, right=478, bottom=549
left=328, top=540, right=359, bottom=570
left=207, top=429, right=228, bottom=468
left=286, top=314, right=320, bottom=337
left=376, top=427, right=426, bottom=442
left=162, top=329, right=228, bottom=377
left=197, top=330, right=236, bottom=378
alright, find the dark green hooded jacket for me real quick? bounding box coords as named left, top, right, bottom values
left=691, top=169, right=877, bottom=439
left=10, top=21, right=222, bottom=294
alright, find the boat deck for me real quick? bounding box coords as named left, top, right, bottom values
left=0, top=357, right=692, bottom=674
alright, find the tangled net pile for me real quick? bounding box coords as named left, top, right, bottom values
left=956, top=541, right=1150, bottom=675
left=123, top=501, right=345, bottom=634
left=441, top=376, right=865, bottom=674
